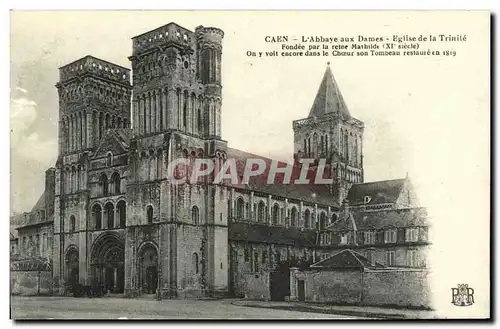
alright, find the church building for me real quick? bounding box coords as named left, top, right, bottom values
left=12, top=22, right=426, bottom=299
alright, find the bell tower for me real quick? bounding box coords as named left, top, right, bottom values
left=293, top=63, right=364, bottom=205
left=128, top=23, right=223, bottom=139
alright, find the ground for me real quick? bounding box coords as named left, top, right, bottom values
left=10, top=296, right=367, bottom=320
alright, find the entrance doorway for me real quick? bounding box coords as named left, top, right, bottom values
left=91, top=233, right=125, bottom=294
left=139, top=245, right=158, bottom=295
left=297, top=280, right=305, bottom=301
left=145, top=266, right=158, bottom=294
left=66, top=247, right=79, bottom=292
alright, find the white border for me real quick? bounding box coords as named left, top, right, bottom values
left=2, top=1, right=497, bottom=328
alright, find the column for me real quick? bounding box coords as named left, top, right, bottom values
left=284, top=198, right=289, bottom=227
left=162, top=89, right=167, bottom=130
left=145, top=94, right=151, bottom=134
left=133, top=98, right=139, bottom=133
left=168, top=89, right=175, bottom=129
left=70, top=115, right=74, bottom=152
left=155, top=90, right=161, bottom=132
left=215, top=99, right=221, bottom=136
left=186, top=93, right=191, bottom=134
left=178, top=92, right=184, bottom=130
left=150, top=93, right=156, bottom=134
left=77, top=112, right=81, bottom=151
left=58, top=120, right=63, bottom=155
left=86, top=111, right=93, bottom=149
left=139, top=97, right=144, bottom=136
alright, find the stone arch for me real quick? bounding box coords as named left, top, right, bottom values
left=137, top=242, right=158, bottom=294
left=319, top=211, right=327, bottom=230
left=271, top=203, right=280, bottom=225
left=304, top=209, right=311, bottom=228
left=65, top=245, right=79, bottom=290
left=91, top=203, right=103, bottom=230
left=104, top=202, right=115, bottom=229
left=116, top=200, right=126, bottom=228
left=146, top=205, right=154, bottom=224
left=236, top=197, right=245, bottom=220
left=90, top=232, right=125, bottom=293
left=290, top=207, right=298, bottom=227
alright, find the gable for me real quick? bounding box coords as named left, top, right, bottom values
left=92, top=129, right=131, bottom=158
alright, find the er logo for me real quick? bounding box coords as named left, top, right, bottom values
left=451, top=284, right=475, bottom=306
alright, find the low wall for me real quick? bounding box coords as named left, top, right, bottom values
left=11, top=271, right=53, bottom=296
left=304, top=269, right=363, bottom=304
left=242, top=272, right=270, bottom=300
left=362, top=269, right=431, bottom=308
left=291, top=268, right=431, bottom=309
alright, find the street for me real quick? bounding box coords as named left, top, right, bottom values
left=10, top=296, right=365, bottom=320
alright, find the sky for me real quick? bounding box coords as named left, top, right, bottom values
left=10, top=11, right=488, bottom=217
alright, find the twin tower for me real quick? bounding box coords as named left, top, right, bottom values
left=56, top=23, right=224, bottom=157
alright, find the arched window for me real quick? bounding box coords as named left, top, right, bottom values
left=193, top=253, right=199, bottom=274
left=272, top=204, right=279, bottom=225
left=304, top=209, right=311, bottom=229
left=111, top=172, right=121, bottom=195
left=312, top=133, right=318, bottom=158
left=290, top=207, right=297, bottom=227
left=105, top=202, right=114, bottom=229
left=331, top=213, right=338, bottom=224
left=117, top=200, right=126, bottom=228
left=71, top=167, right=76, bottom=192
left=258, top=202, right=265, bottom=222
left=70, top=215, right=76, bottom=233
left=192, top=206, right=200, bottom=225
left=100, top=173, right=108, bottom=196
left=320, top=212, right=327, bottom=230
left=147, top=205, right=153, bottom=224
left=182, top=91, right=188, bottom=129
left=236, top=198, right=245, bottom=220
left=92, top=204, right=102, bottom=230
left=106, top=153, right=112, bottom=167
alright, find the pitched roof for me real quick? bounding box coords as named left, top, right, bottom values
left=308, top=64, right=350, bottom=119
left=347, top=178, right=406, bottom=206
left=30, top=191, right=46, bottom=213
left=229, top=221, right=317, bottom=247
left=225, top=147, right=338, bottom=207
left=328, top=207, right=429, bottom=231
left=311, top=249, right=385, bottom=269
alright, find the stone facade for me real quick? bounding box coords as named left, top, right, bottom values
left=11, top=22, right=428, bottom=301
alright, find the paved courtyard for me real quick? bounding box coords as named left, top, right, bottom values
left=10, top=296, right=366, bottom=320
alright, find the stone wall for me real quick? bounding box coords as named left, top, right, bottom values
left=241, top=272, right=270, bottom=300
left=291, top=268, right=431, bottom=308
left=304, top=269, right=363, bottom=304
left=362, top=268, right=431, bottom=308
left=11, top=271, right=53, bottom=296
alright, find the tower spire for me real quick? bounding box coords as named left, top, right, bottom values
left=308, top=63, right=350, bottom=119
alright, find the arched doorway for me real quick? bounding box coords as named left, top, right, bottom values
left=138, top=244, right=158, bottom=294
left=66, top=247, right=79, bottom=291
left=91, top=233, right=125, bottom=294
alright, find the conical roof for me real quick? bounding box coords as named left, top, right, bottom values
left=308, top=63, right=350, bottom=119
